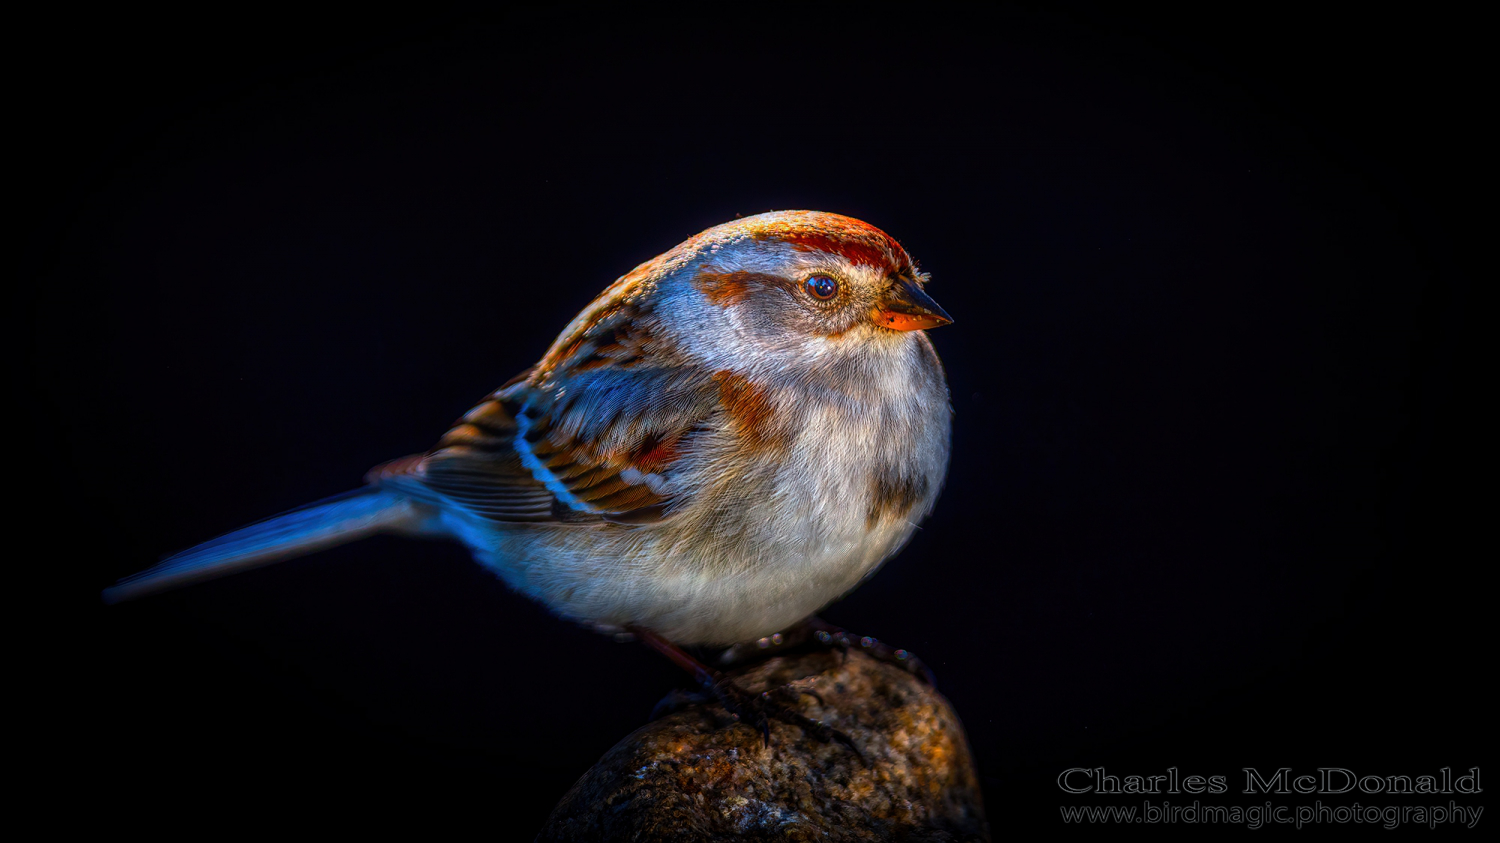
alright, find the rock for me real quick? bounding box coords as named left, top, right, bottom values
left=538, top=648, right=989, bottom=842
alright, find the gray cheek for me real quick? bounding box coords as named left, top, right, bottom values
left=735, top=297, right=828, bottom=350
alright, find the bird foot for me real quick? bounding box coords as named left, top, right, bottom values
left=648, top=669, right=857, bottom=755
left=804, top=618, right=937, bottom=686
left=632, top=625, right=860, bottom=756
left=703, top=672, right=861, bottom=758
left=716, top=617, right=936, bottom=686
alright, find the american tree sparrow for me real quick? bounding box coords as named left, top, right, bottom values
left=106, top=210, right=952, bottom=737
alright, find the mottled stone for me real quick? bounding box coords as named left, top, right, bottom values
left=539, top=649, right=988, bottom=842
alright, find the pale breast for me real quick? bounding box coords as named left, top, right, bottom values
left=475, top=333, right=950, bottom=645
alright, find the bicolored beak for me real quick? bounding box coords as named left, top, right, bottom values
left=874, top=277, right=953, bottom=331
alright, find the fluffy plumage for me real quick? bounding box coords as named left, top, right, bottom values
left=106, top=211, right=953, bottom=646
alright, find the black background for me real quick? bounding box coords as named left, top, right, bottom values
left=24, top=5, right=1483, bottom=837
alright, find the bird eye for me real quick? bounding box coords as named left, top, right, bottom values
left=805, top=275, right=839, bottom=301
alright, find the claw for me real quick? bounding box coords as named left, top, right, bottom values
left=704, top=673, right=860, bottom=758
left=796, top=688, right=825, bottom=707
left=769, top=676, right=824, bottom=707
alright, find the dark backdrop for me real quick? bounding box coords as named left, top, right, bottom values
left=24, top=5, right=1482, bottom=836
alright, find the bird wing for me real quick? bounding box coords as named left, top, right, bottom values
left=372, top=279, right=719, bottom=525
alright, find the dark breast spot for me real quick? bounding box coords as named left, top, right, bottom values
left=867, top=471, right=930, bottom=528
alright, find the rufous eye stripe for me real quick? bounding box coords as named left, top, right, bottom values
left=694, top=270, right=796, bottom=306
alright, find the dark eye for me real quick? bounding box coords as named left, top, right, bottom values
left=805, top=275, right=839, bottom=301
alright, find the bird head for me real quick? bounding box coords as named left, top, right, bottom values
left=654, top=211, right=950, bottom=374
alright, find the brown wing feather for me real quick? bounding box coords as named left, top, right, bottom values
left=370, top=266, right=717, bottom=525
left=370, top=394, right=559, bottom=522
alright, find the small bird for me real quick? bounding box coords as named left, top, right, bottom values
left=106, top=211, right=952, bottom=659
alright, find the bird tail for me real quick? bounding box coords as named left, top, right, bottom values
left=103, top=488, right=432, bottom=604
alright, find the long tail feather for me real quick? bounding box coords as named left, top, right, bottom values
left=103, top=489, right=427, bottom=603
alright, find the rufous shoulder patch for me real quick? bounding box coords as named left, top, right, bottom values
left=713, top=370, right=785, bottom=452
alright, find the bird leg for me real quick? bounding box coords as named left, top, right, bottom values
left=629, top=626, right=861, bottom=757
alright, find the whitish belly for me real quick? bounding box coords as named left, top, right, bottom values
left=472, top=514, right=916, bottom=645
